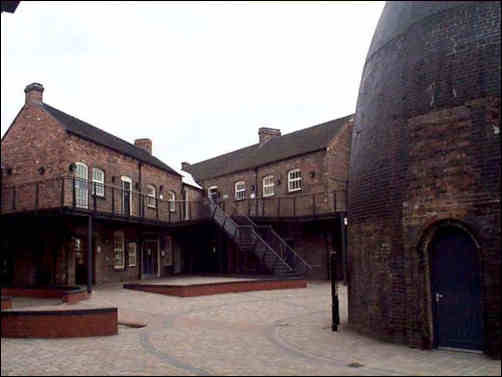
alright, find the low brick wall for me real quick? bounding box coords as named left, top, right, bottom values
left=1, top=297, right=13, bottom=310
left=1, top=287, right=89, bottom=305
left=124, top=279, right=307, bottom=297
left=1, top=308, right=118, bottom=338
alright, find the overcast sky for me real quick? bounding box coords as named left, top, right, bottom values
left=1, top=1, right=384, bottom=171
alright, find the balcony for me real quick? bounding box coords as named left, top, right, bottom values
left=0, top=177, right=210, bottom=225
left=217, top=190, right=347, bottom=221
left=1, top=177, right=347, bottom=223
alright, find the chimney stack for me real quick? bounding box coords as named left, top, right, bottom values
left=181, top=162, right=191, bottom=171
left=259, top=127, right=281, bottom=144
left=134, top=139, right=152, bottom=154
left=24, top=83, right=44, bottom=106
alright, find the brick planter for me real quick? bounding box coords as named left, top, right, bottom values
left=1, top=308, right=118, bottom=338
left=1, top=287, right=89, bottom=305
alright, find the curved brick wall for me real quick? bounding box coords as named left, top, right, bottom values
left=348, top=2, right=500, bottom=357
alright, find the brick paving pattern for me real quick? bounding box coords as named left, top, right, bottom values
left=2, top=280, right=500, bottom=376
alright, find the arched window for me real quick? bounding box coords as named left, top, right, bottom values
left=74, top=162, right=89, bottom=208
left=235, top=181, right=246, bottom=201
left=146, top=184, right=156, bottom=208
left=288, top=169, right=302, bottom=193
left=168, top=191, right=176, bottom=212
left=263, top=176, right=275, bottom=197
left=92, top=168, right=105, bottom=197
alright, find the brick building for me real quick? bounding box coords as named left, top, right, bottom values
left=348, top=2, right=500, bottom=358
left=183, top=115, right=354, bottom=280
left=1, top=83, right=192, bottom=288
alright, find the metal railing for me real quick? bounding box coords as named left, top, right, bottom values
left=1, top=177, right=211, bottom=224
left=219, top=190, right=347, bottom=218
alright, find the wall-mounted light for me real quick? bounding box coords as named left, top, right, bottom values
left=6, top=168, right=13, bottom=176
left=310, top=171, right=316, bottom=178
left=344, top=217, right=348, bottom=226
left=159, top=185, right=164, bottom=192
left=38, top=166, right=46, bottom=175
left=250, top=185, right=255, bottom=192
left=276, top=179, right=281, bottom=186
left=68, top=163, right=76, bottom=172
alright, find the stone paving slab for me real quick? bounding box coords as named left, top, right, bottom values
left=1, top=280, right=499, bottom=376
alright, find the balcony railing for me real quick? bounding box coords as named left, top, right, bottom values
left=1, top=177, right=347, bottom=222
left=0, top=177, right=211, bottom=224
left=219, top=190, right=347, bottom=219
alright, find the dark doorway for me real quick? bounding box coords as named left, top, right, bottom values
left=74, top=237, right=87, bottom=285
left=143, top=240, right=158, bottom=276
left=429, top=226, right=483, bottom=351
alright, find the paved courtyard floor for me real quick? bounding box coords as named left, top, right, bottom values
left=1, top=279, right=500, bottom=376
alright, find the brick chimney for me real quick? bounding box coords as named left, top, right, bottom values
left=181, top=162, right=191, bottom=171
left=134, top=139, right=152, bottom=154
left=24, top=83, right=44, bottom=106
left=259, top=127, right=281, bottom=144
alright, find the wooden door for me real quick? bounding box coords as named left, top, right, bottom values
left=430, top=227, right=483, bottom=351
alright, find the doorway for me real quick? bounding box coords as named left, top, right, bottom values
left=142, top=240, right=158, bottom=277
left=429, top=226, right=483, bottom=351
left=121, top=176, right=132, bottom=216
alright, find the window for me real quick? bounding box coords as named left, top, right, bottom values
left=146, top=185, right=156, bottom=209
left=75, top=162, right=89, bottom=209
left=113, top=231, right=125, bottom=269
left=263, top=176, right=275, bottom=197
left=235, top=181, right=246, bottom=201
left=288, top=169, right=302, bottom=192
left=128, top=242, right=137, bottom=268
left=168, top=191, right=176, bottom=212
left=92, top=168, right=105, bottom=197
left=208, top=186, right=219, bottom=202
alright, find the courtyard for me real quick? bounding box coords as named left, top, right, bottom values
left=1, top=278, right=500, bottom=376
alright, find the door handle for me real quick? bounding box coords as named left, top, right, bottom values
left=435, top=293, right=444, bottom=303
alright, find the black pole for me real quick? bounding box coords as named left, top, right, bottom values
left=331, top=251, right=340, bottom=331
left=87, top=215, right=93, bottom=294
left=341, top=212, right=347, bottom=285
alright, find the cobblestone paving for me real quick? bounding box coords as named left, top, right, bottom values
left=1, top=280, right=500, bottom=376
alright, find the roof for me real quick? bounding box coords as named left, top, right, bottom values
left=187, top=114, right=353, bottom=181
left=170, top=166, right=203, bottom=190
left=1, top=1, right=20, bottom=13
left=41, top=103, right=180, bottom=177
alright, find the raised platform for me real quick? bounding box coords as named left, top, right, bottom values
left=123, top=276, right=308, bottom=297
left=1, top=286, right=90, bottom=305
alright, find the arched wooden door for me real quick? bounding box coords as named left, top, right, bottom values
left=429, top=226, right=483, bottom=351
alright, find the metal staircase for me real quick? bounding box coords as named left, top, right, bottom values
left=208, top=200, right=312, bottom=278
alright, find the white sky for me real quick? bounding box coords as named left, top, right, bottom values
left=1, top=1, right=384, bottom=171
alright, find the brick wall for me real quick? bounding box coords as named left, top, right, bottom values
left=349, top=2, right=500, bottom=358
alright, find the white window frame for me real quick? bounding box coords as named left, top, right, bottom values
left=121, top=176, right=133, bottom=215
left=288, top=169, right=302, bottom=193
left=146, top=184, right=156, bottom=209
left=235, top=181, right=246, bottom=201
left=168, top=191, right=176, bottom=212
left=75, top=162, right=89, bottom=209
left=113, top=231, right=125, bottom=270
left=128, top=242, right=137, bottom=268
left=92, top=168, right=105, bottom=198
left=263, top=175, right=275, bottom=197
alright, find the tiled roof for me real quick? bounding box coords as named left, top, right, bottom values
left=187, top=114, right=353, bottom=181
left=42, top=103, right=180, bottom=176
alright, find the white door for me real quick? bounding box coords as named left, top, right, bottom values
left=75, top=163, right=89, bottom=209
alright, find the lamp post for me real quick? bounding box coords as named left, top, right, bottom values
left=331, top=251, right=340, bottom=331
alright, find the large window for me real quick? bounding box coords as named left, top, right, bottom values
left=128, top=242, right=137, bottom=268
left=235, top=181, right=246, bottom=201
left=146, top=185, right=156, bottom=209
left=92, top=168, right=105, bottom=197
left=168, top=191, right=176, bottom=212
left=288, top=169, right=302, bottom=192
left=263, top=176, right=275, bottom=197
left=75, top=162, right=89, bottom=209
left=113, top=231, right=125, bottom=270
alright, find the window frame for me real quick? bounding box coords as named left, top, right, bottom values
left=262, top=175, right=275, bottom=198
left=288, top=169, right=302, bottom=193
left=92, top=168, right=105, bottom=198
left=127, top=242, right=137, bottom=268
left=168, top=191, right=176, bottom=212
left=113, top=231, right=125, bottom=270
left=146, top=184, right=157, bottom=209
left=235, top=181, right=246, bottom=201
